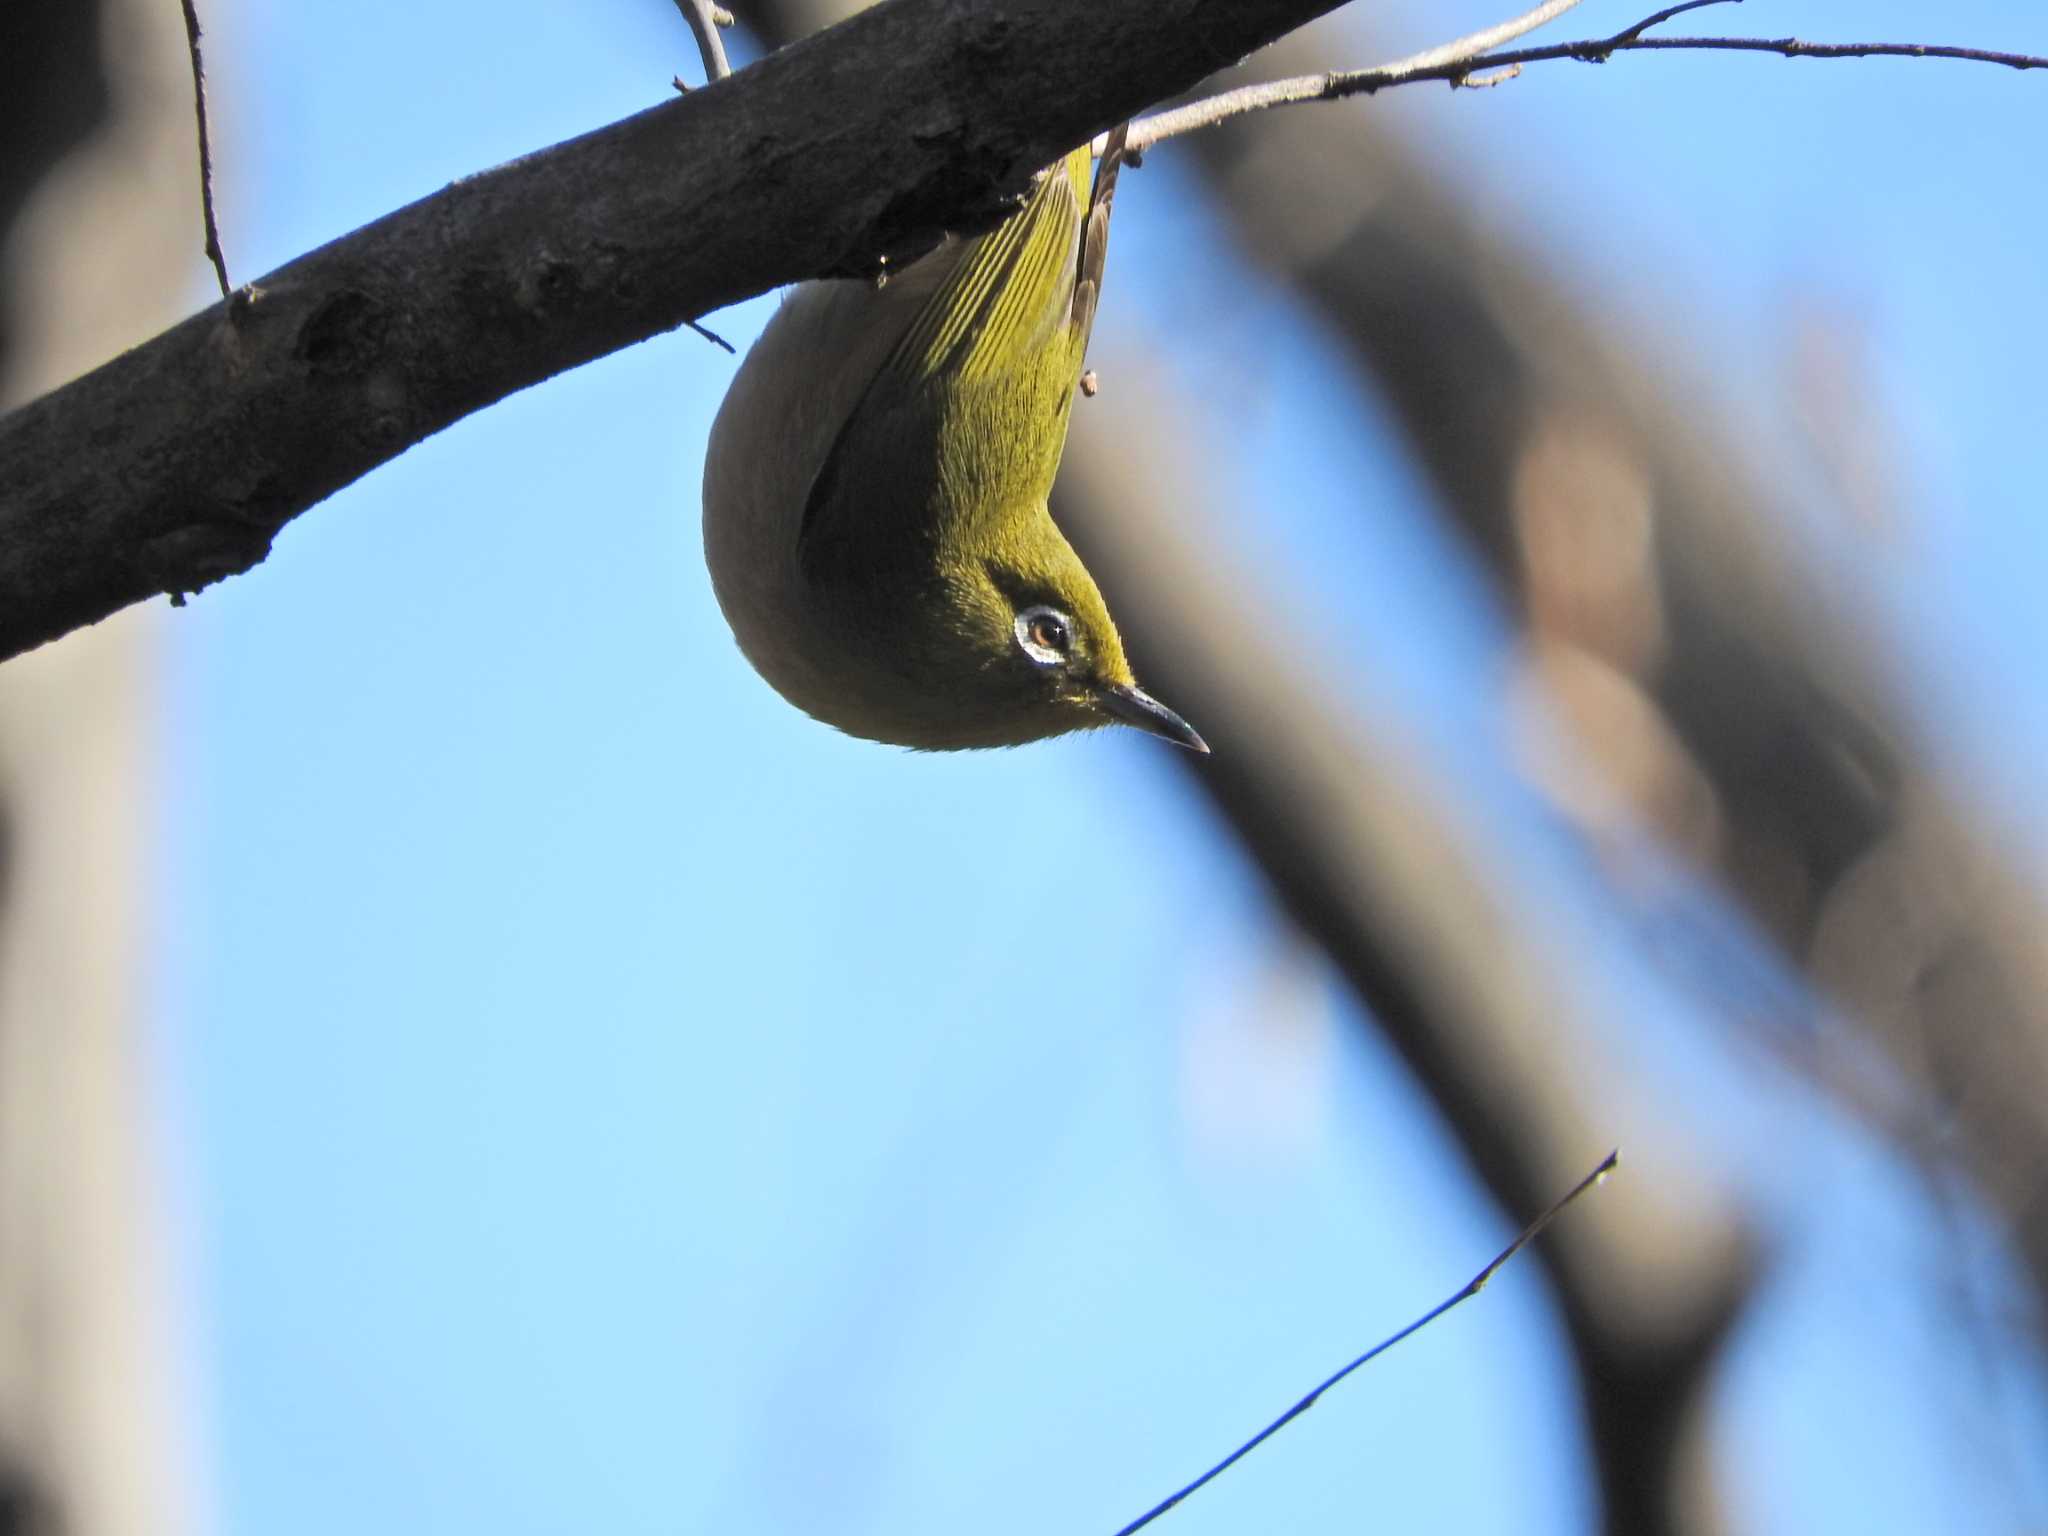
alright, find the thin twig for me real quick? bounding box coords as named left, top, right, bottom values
left=673, top=0, right=735, bottom=86
left=1384, top=0, right=1590, bottom=75
left=1118, top=0, right=1589, bottom=155
left=1128, top=0, right=2047, bottom=153
left=178, top=0, right=232, bottom=298
left=1602, top=0, right=1741, bottom=41
left=1548, top=35, right=2048, bottom=69
left=1109, top=1150, right=1622, bottom=1536
left=687, top=319, right=736, bottom=353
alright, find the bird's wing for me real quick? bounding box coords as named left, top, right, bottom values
left=798, top=131, right=1128, bottom=557
left=1066, top=123, right=1127, bottom=371
left=881, top=144, right=1089, bottom=391
left=878, top=123, right=1127, bottom=394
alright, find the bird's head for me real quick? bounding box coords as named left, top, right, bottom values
left=817, top=509, right=1207, bottom=754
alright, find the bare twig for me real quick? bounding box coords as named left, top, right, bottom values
left=1118, top=0, right=1590, bottom=154
left=1545, top=35, right=2048, bottom=70
left=1378, top=0, right=1589, bottom=75
left=178, top=0, right=231, bottom=298
left=673, top=0, right=735, bottom=86
left=687, top=318, right=736, bottom=352
left=1128, top=0, right=2046, bottom=152
left=1111, top=1152, right=1622, bottom=1536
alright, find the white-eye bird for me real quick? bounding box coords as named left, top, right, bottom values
left=702, top=129, right=1207, bottom=752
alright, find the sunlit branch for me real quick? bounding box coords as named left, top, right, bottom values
left=1128, top=0, right=2045, bottom=153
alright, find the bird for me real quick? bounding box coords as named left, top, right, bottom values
left=701, top=128, right=1207, bottom=754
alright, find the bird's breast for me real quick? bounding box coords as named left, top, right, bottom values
left=701, top=262, right=957, bottom=732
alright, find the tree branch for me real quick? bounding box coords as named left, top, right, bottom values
left=0, top=0, right=1352, bottom=663
left=178, top=0, right=231, bottom=299
left=1132, top=1, right=2047, bottom=149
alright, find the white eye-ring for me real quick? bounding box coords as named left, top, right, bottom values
left=1014, top=604, right=1073, bottom=667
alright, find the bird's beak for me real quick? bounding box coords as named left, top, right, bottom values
left=1099, top=682, right=1210, bottom=754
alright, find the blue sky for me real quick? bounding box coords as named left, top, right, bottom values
left=151, top=2, right=2048, bottom=1532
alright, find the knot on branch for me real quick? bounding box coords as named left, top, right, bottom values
left=293, top=288, right=393, bottom=377
left=140, top=520, right=276, bottom=605
left=833, top=128, right=1026, bottom=279
left=516, top=251, right=588, bottom=316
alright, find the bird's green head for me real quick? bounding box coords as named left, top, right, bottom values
left=818, top=510, right=1207, bottom=754
left=961, top=521, right=1207, bottom=752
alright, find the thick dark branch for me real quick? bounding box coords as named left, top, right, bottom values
left=0, top=0, right=1350, bottom=662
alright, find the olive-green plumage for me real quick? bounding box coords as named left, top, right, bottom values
left=702, top=131, right=1205, bottom=752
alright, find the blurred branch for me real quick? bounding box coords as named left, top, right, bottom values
left=1181, top=34, right=1890, bottom=931
left=0, top=7, right=112, bottom=1531
left=0, top=0, right=1354, bottom=664
left=1, top=4, right=195, bottom=1530
left=0, top=0, right=109, bottom=375
left=1059, top=379, right=1749, bottom=1536
left=0, top=2, right=108, bottom=250
left=1182, top=29, right=2048, bottom=1305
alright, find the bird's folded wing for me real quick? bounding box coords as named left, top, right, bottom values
left=798, top=135, right=1126, bottom=563
left=881, top=146, right=1093, bottom=391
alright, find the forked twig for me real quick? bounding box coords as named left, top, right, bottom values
left=1127, top=0, right=2047, bottom=153
left=1110, top=1149, right=1622, bottom=1536
left=1113, top=0, right=1591, bottom=154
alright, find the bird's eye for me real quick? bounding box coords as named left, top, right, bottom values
left=1014, top=604, right=1073, bottom=666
